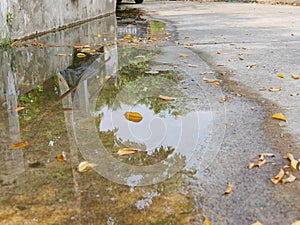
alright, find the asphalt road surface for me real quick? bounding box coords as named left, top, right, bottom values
left=133, top=2, right=300, bottom=224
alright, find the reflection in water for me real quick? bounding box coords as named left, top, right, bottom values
left=0, top=8, right=206, bottom=224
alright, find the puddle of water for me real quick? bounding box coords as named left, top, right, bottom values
left=0, top=8, right=211, bottom=224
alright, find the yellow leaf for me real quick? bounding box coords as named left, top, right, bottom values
left=158, top=95, right=177, bottom=101
left=8, top=141, right=29, bottom=150
left=55, top=53, right=71, bottom=56
left=248, top=162, right=256, bottom=169
left=184, top=43, right=193, bottom=47
left=291, top=73, right=300, bottom=79
left=97, top=34, right=102, bottom=38
left=124, top=112, right=143, bottom=123
left=272, top=113, right=286, bottom=121
left=77, top=161, right=97, bottom=173
left=56, top=151, right=67, bottom=162
left=284, top=153, right=299, bottom=171
left=268, top=87, right=282, bottom=92
left=271, top=168, right=285, bottom=184
left=291, top=221, right=300, bottom=225
left=223, top=182, right=233, bottom=195
left=124, top=35, right=131, bottom=40
left=179, top=53, right=188, bottom=57
left=277, top=73, right=285, bottom=78
left=76, top=53, right=87, bottom=58
left=251, top=222, right=263, bottom=225
left=202, top=215, right=213, bottom=225
left=117, top=148, right=139, bottom=156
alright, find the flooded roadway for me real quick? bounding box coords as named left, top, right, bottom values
left=0, top=6, right=225, bottom=225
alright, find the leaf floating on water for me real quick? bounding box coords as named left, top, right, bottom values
left=124, top=112, right=143, bottom=123
left=277, top=73, right=285, bottom=78
left=117, top=148, right=139, bottom=156
left=284, top=153, right=299, bottom=171
left=223, top=182, right=233, bottom=195
left=202, top=215, right=213, bottom=225
left=179, top=53, right=188, bottom=57
left=56, top=151, right=67, bottom=162
left=272, top=113, right=286, bottom=121
left=268, top=87, right=282, bottom=92
left=16, top=106, right=25, bottom=112
left=77, top=161, right=97, bottom=173
left=76, top=53, right=87, bottom=58
left=291, top=73, right=300, bottom=79
left=271, top=168, right=285, bottom=184
left=158, top=95, right=176, bottom=101
left=8, top=141, right=29, bottom=150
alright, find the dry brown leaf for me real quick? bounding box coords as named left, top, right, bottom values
left=238, top=57, right=244, bottom=61
left=269, top=87, right=282, bottom=92
left=179, top=53, right=188, bottom=57
left=158, top=95, right=177, bottom=101
left=16, top=106, right=25, bottom=112
left=124, top=112, right=143, bottom=123
left=56, top=151, right=67, bottom=162
left=259, top=87, right=267, bottom=91
left=77, top=161, right=97, bottom=173
left=281, top=173, right=297, bottom=184
left=272, top=113, right=286, bottom=122
left=223, top=182, right=233, bottom=195
left=117, top=148, right=139, bottom=156
left=216, top=51, right=222, bottom=54
left=284, top=153, right=299, bottom=171
left=246, top=64, right=256, bottom=69
left=271, top=168, right=285, bottom=184
left=8, top=141, right=29, bottom=150
left=291, top=73, right=300, bottom=79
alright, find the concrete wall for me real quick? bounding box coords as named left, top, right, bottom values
left=0, top=0, right=116, bottom=41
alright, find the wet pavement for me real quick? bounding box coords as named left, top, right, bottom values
left=1, top=3, right=300, bottom=225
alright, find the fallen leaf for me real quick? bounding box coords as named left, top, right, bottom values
left=219, top=96, right=230, bottom=103
left=290, top=93, right=299, bottom=96
left=216, top=51, right=222, bottom=54
left=117, top=148, right=139, bottom=156
left=259, top=87, right=267, bottom=91
left=284, top=153, right=299, bottom=171
left=257, top=159, right=267, bottom=168
left=291, top=73, right=300, bottom=79
left=158, top=95, right=177, bottom=101
left=187, top=64, right=197, bottom=68
left=184, top=43, right=193, bottom=47
left=124, top=112, right=143, bottom=123
left=179, top=53, right=188, bottom=57
left=16, top=106, right=25, bottom=112
left=272, top=113, right=286, bottom=121
left=8, top=141, right=29, bottom=150
left=56, top=151, right=67, bottom=162
left=202, top=215, right=213, bottom=225
left=76, top=53, right=87, bottom=58
left=248, top=162, right=256, bottom=169
left=203, top=78, right=222, bottom=83
left=251, top=222, right=263, bottom=225
left=124, top=35, right=131, bottom=40
left=55, top=53, right=71, bottom=57
left=271, top=168, right=285, bottom=184
left=268, top=87, right=282, bottom=92
left=77, top=161, right=97, bottom=173
left=223, top=182, right=233, bottom=195
left=277, top=73, right=285, bottom=78
left=200, top=71, right=214, bottom=75
left=291, top=221, right=300, bottom=225
left=259, top=153, right=275, bottom=159
left=281, top=173, right=296, bottom=184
